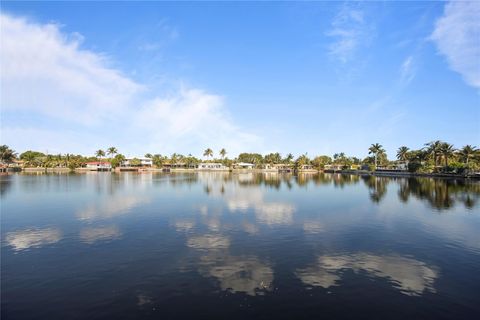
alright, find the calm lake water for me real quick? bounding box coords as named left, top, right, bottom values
left=1, top=172, right=480, bottom=319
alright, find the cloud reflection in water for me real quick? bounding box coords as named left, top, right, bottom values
left=5, top=227, right=62, bottom=251
left=296, top=253, right=438, bottom=296
left=76, top=195, right=149, bottom=221
left=199, top=254, right=274, bottom=296
left=79, top=225, right=121, bottom=244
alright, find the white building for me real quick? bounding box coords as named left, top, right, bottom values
left=234, top=162, right=255, bottom=169
left=85, top=161, right=112, bottom=171
left=197, top=163, right=229, bottom=171
left=122, top=158, right=153, bottom=167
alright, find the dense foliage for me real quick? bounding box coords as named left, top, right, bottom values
left=2, top=142, right=479, bottom=173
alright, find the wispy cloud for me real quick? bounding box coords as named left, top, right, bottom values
left=431, top=1, right=480, bottom=89
left=326, top=4, right=373, bottom=64
left=400, top=55, right=416, bottom=86
left=0, top=13, right=260, bottom=156
left=138, top=18, right=179, bottom=52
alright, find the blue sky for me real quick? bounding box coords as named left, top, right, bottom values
left=1, top=1, right=479, bottom=159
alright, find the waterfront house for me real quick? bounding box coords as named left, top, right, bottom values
left=233, top=162, right=255, bottom=169
left=324, top=164, right=344, bottom=172
left=298, top=164, right=317, bottom=172
left=85, top=161, right=112, bottom=171
left=377, top=162, right=408, bottom=172
left=122, top=158, right=153, bottom=167
left=273, top=164, right=293, bottom=172
left=197, top=163, right=229, bottom=171
left=162, top=162, right=197, bottom=170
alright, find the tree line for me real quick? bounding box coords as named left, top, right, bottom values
left=1, top=141, right=479, bottom=173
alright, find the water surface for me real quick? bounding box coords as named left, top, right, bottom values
left=2, top=173, right=480, bottom=319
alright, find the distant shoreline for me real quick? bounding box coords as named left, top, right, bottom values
left=2, top=167, right=479, bottom=180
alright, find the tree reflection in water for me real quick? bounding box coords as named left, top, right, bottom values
left=199, top=173, right=479, bottom=211
left=362, top=176, right=389, bottom=203
left=397, top=177, right=479, bottom=210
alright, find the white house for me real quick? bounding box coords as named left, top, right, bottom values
left=122, top=158, right=153, bottom=167
left=298, top=164, right=317, bottom=172
left=197, top=163, right=229, bottom=171
left=85, top=161, right=112, bottom=171
left=234, top=162, right=255, bottom=169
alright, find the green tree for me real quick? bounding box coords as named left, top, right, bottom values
left=130, top=158, right=141, bottom=166
left=295, top=154, right=311, bottom=169
left=185, top=155, right=200, bottom=168
left=312, top=155, right=332, bottom=169
left=219, top=148, right=227, bottom=159
left=283, top=153, right=294, bottom=164
left=107, top=147, right=118, bottom=157
left=20, top=150, right=45, bottom=166
left=95, top=149, right=105, bottom=159
left=152, top=154, right=166, bottom=168
left=144, top=153, right=153, bottom=159
left=425, top=140, right=442, bottom=167
left=237, top=153, right=263, bottom=164
left=368, top=143, right=385, bottom=169
left=439, top=143, right=455, bottom=167
left=203, top=148, right=213, bottom=160
left=264, top=152, right=281, bottom=164
left=110, top=154, right=126, bottom=168
left=0, top=145, right=17, bottom=163
left=396, top=146, right=410, bottom=161
left=458, top=145, right=477, bottom=167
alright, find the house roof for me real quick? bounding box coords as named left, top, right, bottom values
left=235, top=162, right=254, bottom=166
left=85, top=161, right=111, bottom=165
left=199, top=162, right=224, bottom=165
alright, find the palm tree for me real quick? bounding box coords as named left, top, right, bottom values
left=458, top=145, right=477, bottom=167
left=107, top=147, right=117, bottom=158
left=219, top=148, right=227, bottom=159
left=396, top=146, right=410, bottom=161
left=95, top=149, right=105, bottom=160
left=368, top=143, right=385, bottom=169
left=424, top=140, right=442, bottom=166
left=151, top=154, right=165, bottom=168
left=284, top=153, right=294, bottom=164
left=203, top=148, right=213, bottom=160
left=111, top=154, right=126, bottom=168
left=295, top=153, right=310, bottom=169
left=439, top=143, right=455, bottom=167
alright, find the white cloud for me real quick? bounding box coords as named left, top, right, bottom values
left=0, top=13, right=260, bottom=156
left=326, top=5, right=372, bottom=64
left=0, top=14, right=141, bottom=126
left=400, top=55, right=416, bottom=85
left=135, top=88, right=260, bottom=155
left=431, top=1, right=480, bottom=89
